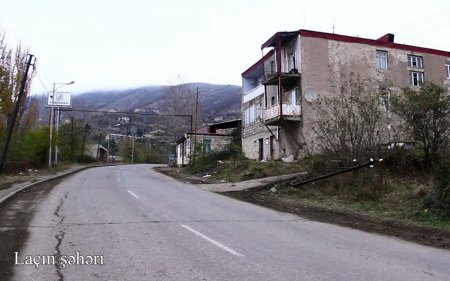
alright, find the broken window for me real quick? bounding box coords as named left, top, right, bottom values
left=408, top=55, right=423, bottom=68
left=376, top=50, right=388, bottom=70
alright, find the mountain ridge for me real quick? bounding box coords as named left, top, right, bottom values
left=36, top=82, right=242, bottom=123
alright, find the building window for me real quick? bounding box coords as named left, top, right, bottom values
left=376, top=50, right=388, bottom=70
left=244, top=104, right=256, bottom=124
left=270, top=60, right=276, bottom=75
left=446, top=64, right=450, bottom=79
left=408, top=55, right=423, bottom=68
left=409, top=71, right=424, bottom=86
left=202, top=139, right=211, bottom=154
left=256, top=101, right=263, bottom=119
left=379, top=89, right=391, bottom=111
left=271, top=96, right=276, bottom=106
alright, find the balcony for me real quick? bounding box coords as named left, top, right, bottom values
left=243, top=84, right=264, bottom=104
left=263, top=62, right=301, bottom=88
left=263, top=103, right=301, bottom=125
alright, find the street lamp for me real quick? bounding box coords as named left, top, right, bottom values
left=48, top=81, right=75, bottom=168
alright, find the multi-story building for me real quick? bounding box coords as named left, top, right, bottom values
left=241, top=29, right=450, bottom=161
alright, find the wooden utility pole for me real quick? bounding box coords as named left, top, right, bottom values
left=81, top=122, right=90, bottom=159
left=0, top=54, right=35, bottom=174
left=192, top=87, right=199, bottom=165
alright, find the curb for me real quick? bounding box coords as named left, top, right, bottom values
left=0, top=164, right=122, bottom=207
left=197, top=172, right=307, bottom=193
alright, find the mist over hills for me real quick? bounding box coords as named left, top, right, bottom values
left=36, top=83, right=242, bottom=123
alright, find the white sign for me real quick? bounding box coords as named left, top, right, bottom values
left=47, top=92, right=72, bottom=107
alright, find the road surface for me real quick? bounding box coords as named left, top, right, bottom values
left=1, top=164, right=449, bottom=281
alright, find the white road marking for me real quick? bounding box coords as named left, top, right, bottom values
left=181, top=224, right=244, bottom=257
left=127, top=190, right=139, bottom=199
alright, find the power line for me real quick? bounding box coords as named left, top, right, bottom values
left=59, top=108, right=194, bottom=133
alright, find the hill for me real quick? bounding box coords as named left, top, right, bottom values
left=64, top=83, right=241, bottom=121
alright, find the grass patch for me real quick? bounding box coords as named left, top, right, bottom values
left=184, top=157, right=305, bottom=182
left=273, top=174, right=450, bottom=231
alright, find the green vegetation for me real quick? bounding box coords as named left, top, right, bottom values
left=182, top=81, right=450, bottom=229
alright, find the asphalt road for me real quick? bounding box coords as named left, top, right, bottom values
left=2, top=164, right=450, bottom=281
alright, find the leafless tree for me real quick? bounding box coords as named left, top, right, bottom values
left=312, top=72, right=390, bottom=164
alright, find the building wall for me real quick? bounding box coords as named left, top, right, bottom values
left=176, top=134, right=233, bottom=166
left=242, top=31, right=450, bottom=160
left=300, top=35, right=450, bottom=153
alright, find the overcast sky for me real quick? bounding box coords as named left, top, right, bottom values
left=1, top=0, right=449, bottom=94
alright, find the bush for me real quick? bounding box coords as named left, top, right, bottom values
left=299, top=153, right=390, bottom=201
left=17, top=127, right=50, bottom=167
left=424, top=162, right=450, bottom=218
left=76, top=154, right=96, bottom=163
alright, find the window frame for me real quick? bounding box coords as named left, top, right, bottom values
left=408, top=55, right=424, bottom=68
left=376, top=50, right=388, bottom=70
left=202, top=138, right=212, bottom=154
left=446, top=64, right=450, bottom=79
left=244, top=104, right=257, bottom=125
left=409, top=71, right=424, bottom=86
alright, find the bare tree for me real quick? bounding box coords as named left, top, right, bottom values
left=312, top=73, right=390, bottom=164
left=164, top=82, right=203, bottom=140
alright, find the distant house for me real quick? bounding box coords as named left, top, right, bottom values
left=117, top=116, right=130, bottom=123
left=88, top=144, right=108, bottom=162
left=176, top=119, right=240, bottom=166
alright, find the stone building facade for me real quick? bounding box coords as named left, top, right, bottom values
left=176, top=120, right=240, bottom=166
left=241, top=29, right=450, bottom=161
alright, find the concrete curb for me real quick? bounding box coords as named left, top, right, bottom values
left=0, top=164, right=122, bottom=207
left=197, top=172, right=307, bottom=193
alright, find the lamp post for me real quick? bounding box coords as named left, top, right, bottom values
left=48, top=81, right=75, bottom=168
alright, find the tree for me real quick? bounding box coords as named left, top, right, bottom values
left=391, top=82, right=450, bottom=167
left=57, top=121, right=85, bottom=162
left=18, top=126, right=50, bottom=167
left=312, top=73, right=390, bottom=164
left=0, top=32, right=34, bottom=133
left=164, top=82, right=203, bottom=140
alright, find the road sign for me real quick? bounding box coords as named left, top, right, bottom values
left=47, top=92, right=72, bottom=108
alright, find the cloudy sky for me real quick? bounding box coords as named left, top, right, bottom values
left=1, top=0, right=449, bottom=94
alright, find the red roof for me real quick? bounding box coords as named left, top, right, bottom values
left=241, top=49, right=274, bottom=77
left=299, top=29, right=450, bottom=57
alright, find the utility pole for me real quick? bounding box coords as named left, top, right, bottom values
left=0, top=54, right=35, bottom=175
left=192, top=87, right=199, bottom=165
left=106, top=126, right=110, bottom=164
left=70, top=117, right=75, bottom=162
left=81, top=122, right=90, bottom=159
left=131, top=134, right=135, bottom=163
left=54, top=107, right=60, bottom=165
left=96, top=133, right=103, bottom=161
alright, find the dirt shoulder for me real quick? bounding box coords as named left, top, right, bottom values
left=156, top=166, right=450, bottom=250
left=155, top=166, right=222, bottom=184
left=223, top=187, right=450, bottom=250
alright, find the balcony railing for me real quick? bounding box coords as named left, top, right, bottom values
left=263, top=103, right=301, bottom=123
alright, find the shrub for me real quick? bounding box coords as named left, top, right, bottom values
left=424, top=162, right=450, bottom=219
